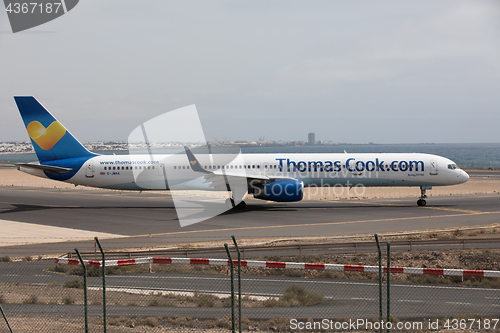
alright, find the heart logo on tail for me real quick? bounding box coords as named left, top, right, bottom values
left=27, top=121, right=66, bottom=150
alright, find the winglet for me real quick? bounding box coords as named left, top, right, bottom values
left=184, top=146, right=209, bottom=173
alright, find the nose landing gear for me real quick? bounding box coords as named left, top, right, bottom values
left=417, top=186, right=429, bottom=206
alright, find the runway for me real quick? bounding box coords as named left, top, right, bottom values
left=1, top=186, right=499, bottom=257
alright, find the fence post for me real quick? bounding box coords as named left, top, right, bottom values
left=0, top=304, right=13, bottom=333
left=95, top=237, right=107, bottom=333
left=75, top=248, right=88, bottom=333
left=375, top=234, right=383, bottom=328
left=232, top=235, right=242, bottom=333
left=224, top=243, right=235, bottom=333
left=386, top=241, right=391, bottom=332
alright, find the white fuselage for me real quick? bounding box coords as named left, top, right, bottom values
left=20, top=152, right=469, bottom=191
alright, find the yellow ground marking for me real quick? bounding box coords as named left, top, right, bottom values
left=121, top=210, right=500, bottom=240
left=421, top=207, right=482, bottom=214
left=2, top=198, right=499, bottom=245
left=2, top=188, right=498, bottom=235
left=353, top=201, right=483, bottom=214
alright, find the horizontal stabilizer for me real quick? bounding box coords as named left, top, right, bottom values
left=15, top=163, right=72, bottom=173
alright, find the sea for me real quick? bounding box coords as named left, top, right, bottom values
left=1, top=143, right=499, bottom=170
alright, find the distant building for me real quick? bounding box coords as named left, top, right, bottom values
left=308, top=133, right=315, bottom=145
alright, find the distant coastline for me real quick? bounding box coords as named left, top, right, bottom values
left=1, top=142, right=499, bottom=170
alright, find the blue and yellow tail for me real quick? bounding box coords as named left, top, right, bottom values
left=14, top=96, right=96, bottom=162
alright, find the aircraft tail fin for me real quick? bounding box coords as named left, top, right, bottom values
left=184, top=146, right=209, bottom=173
left=14, top=96, right=96, bottom=162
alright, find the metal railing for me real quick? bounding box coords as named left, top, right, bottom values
left=3, top=235, right=500, bottom=332
left=65, top=237, right=500, bottom=260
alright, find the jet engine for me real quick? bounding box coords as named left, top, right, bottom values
left=252, top=180, right=304, bottom=202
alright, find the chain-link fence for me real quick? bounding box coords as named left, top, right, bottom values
left=1, top=247, right=500, bottom=332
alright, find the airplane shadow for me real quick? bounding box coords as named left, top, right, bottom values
left=0, top=202, right=458, bottom=224
left=0, top=204, right=176, bottom=215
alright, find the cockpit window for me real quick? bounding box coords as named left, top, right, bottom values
left=447, top=164, right=458, bottom=170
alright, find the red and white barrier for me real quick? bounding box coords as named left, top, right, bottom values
left=55, top=257, right=500, bottom=278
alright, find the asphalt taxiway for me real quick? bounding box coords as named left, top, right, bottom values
left=1, top=186, right=499, bottom=257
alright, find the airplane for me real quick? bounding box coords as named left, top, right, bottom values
left=14, top=96, right=469, bottom=209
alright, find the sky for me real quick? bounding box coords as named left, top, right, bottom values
left=1, top=0, right=500, bottom=144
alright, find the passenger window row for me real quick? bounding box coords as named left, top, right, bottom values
left=103, top=166, right=155, bottom=171
left=174, top=165, right=280, bottom=170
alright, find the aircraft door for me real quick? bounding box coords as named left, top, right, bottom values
left=158, top=163, right=164, bottom=176
left=85, top=160, right=94, bottom=178
left=430, top=160, right=438, bottom=175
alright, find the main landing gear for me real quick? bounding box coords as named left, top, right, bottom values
left=417, top=186, right=428, bottom=206
left=225, top=198, right=247, bottom=209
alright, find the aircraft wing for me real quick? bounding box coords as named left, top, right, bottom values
left=184, top=146, right=294, bottom=190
